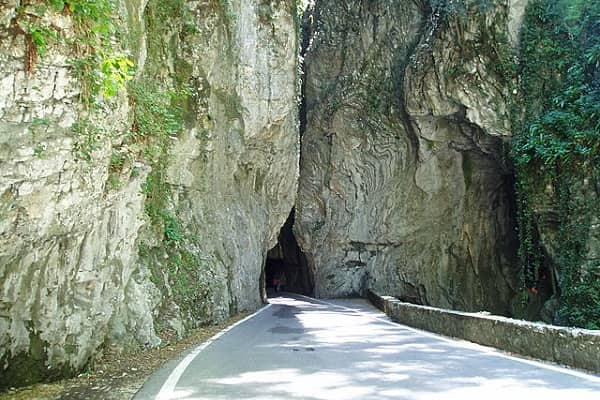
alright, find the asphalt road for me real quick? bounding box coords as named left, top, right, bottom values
left=135, top=294, right=600, bottom=400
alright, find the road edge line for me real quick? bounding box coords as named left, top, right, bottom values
left=154, top=303, right=273, bottom=400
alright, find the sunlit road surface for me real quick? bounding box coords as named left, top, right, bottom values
left=135, top=294, right=600, bottom=400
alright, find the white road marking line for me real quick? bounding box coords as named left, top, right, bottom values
left=155, top=303, right=273, bottom=400
left=294, top=294, right=600, bottom=383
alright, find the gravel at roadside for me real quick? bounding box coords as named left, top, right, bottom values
left=0, top=312, right=251, bottom=400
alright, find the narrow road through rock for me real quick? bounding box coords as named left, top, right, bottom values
left=135, top=295, right=600, bottom=399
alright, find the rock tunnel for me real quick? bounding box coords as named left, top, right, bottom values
left=263, top=209, right=314, bottom=297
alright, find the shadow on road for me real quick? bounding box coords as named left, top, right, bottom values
left=161, top=295, right=600, bottom=400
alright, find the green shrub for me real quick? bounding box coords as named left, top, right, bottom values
left=512, top=0, right=600, bottom=328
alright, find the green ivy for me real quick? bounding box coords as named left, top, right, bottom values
left=19, top=0, right=134, bottom=102
left=131, top=82, right=186, bottom=221
left=14, top=1, right=136, bottom=164
left=25, top=23, right=57, bottom=57
left=133, top=0, right=213, bottom=325
left=71, top=118, right=106, bottom=161
left=134, top=80, right=206, bottom=322
left=511, top=0, right=600, bottom=328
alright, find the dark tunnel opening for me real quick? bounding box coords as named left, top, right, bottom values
left=264, top=209, right=314, bottom=297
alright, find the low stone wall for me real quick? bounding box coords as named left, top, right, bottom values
left=367, top=290, right=600, bottom=373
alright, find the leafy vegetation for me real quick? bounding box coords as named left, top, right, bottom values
left=13, top=1, right=135, bottom=163
left=71, top=118, right=107, bottom=161
left=132, top=0, right=212, bottom=325
left=16, top=0, right=210, bottom=322
left=25, top=22, right=57, bottom=57
left=135, top=82, right=209, bottom=322
left=512, top=0, right=600, bottom=329
left=18, top=1, right=134, bottom=102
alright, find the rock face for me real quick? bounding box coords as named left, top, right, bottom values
left=0, top=0, right=298, bottom=387
left=295, top=0, right=524, bottom=313
left=5, top=0, right=581, bottom=388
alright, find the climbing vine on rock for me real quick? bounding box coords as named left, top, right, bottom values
left=512, top=0, right=600, bottom=329
left=9, top=0, right=135, bottom=164
left=14, top=0, right=134, bottom=101
left=131, top=0, right=215, bottom=327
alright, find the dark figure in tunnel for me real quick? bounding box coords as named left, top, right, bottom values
left=264, top=209, right=313, bottom=296
left=273, top=270, right=287, bottom=292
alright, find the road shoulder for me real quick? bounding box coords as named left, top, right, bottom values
left=0, top=312, right=252, bottom=400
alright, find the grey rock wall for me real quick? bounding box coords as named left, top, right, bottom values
left=295, top=0, right=523, bottom=314
left=0, top=0, right=540, bottom=388
left=149, top=0, right=299, bottom=320
left=0, top=0, right=299, bottom=387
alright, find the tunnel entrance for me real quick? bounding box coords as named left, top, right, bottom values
left=264, top=209, right=314, bottom=296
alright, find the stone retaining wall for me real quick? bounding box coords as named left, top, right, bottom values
left=368, top=291, right=600, bottom=373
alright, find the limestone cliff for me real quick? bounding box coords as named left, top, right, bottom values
left=2, top=0, right=598, bottom=390
left=295, top=0, right=526, bottom=313
left=0, top=0, right=298, bottom=387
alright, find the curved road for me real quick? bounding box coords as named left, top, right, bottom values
left=135, top=294, right=600, bottom=400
